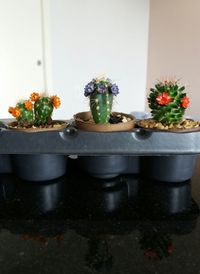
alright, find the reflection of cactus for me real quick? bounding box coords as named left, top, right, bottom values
left=140, top=232, right=175, bottom=260
left=148, top=78, right=190, bottom=124
left=84, top=77, right=119, bottom=124
left=8, top=92, right=61, bottom=127
left=85, top=238, right=113, bottom=271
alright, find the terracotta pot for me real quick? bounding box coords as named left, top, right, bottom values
left=74, top=111, right=135, bottom=132
left=7, top=120, right=68, bottom=132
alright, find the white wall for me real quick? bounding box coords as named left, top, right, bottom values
left=43, top=0, right=150, bottom=119
left=146, top=0, right=200, bottom=117
left=0, top=0, right=44, bottom=118
left=0, top=0, right=149, bottom=119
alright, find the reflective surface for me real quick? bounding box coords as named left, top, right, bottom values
left=0, top=157, right=200, bottom=273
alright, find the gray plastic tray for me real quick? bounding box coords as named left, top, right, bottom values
left=0, top=119, right=200, bottom=155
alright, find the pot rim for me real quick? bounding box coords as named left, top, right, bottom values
left=73, top=111, right=135, bottom=132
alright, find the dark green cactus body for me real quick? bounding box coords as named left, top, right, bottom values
left=34, top=97, right=53, bottom=126
left=16, top=103, right=34, bottom=126
left=90, top=93, right=113, bottom=124
left=148, top=81, right=187, bottom=124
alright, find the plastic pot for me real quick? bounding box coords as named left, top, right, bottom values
left=12, top=154, right=67, bottom=182
left=0, top=155, right=12, bottom=173
left=141, top=155, right=197, bottom=182
left=78, top=155, right=127, bottom=179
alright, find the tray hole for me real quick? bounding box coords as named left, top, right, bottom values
left=133, top=129, right=152, bottom=141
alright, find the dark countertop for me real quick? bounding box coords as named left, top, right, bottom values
left=0, top=157, right=200, bottom=274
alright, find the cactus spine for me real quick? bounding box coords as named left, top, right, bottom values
left=148, top=79, right=190, bottom=124
left=84, top=77, right=119, bottom=124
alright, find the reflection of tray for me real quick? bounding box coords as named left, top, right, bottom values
left=1, top=118, right=200, bottom=155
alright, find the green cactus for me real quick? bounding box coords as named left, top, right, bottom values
left=34, top=97, right=53, bottom=126
left=84, top=77, right=119, bottom=124
left=16, top=102, right=34, bottom=126
left=90, top=93, right=113, bottom=124
left=8, top=92, right=61, bottom=128
left=148, top=79, right=190, bottom=125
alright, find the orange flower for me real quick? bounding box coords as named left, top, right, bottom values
left=8, top=107, right=15, bottom=114
left=51, top=95, right=61, bottom=108
left=181, top=96, right=190, bottom=108
left=24, top=100, right=33, bottom=110
left=8, top=107, right=21, bottom=118
left=30, top=92, right=40, bottom=102
left=156, top=92, right=172, bottom=105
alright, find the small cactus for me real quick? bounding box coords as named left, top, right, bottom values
left=8, top=101, right=34, bottom=127
left=148, top=78, right=190, bottom=124
left=84, top=77, right=119, bottom=124
left=34, top=97, right=54, bottom=126
left=8, top=92, right=61, bottom=127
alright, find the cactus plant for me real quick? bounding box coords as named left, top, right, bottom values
left=148, top=78, right=190, bottom=125
left=34, top=97, right=54, bottom=126
left=8, top=92, right=61, bottom=127
left=8, top=101, right=34, bottom=127
left=84, top=77, right=119, bottom=124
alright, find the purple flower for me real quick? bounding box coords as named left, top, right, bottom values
left=84, top=82, right=95, bottom=97
left=97, top=84, right=107, bottom=94
left=84, top=77, right=119, bottom=96
left=111, top=84, right=119, bottom=96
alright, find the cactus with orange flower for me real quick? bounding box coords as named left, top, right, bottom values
left=148, top=78, right=190, bottom=124
left=8, top=92, right=61, bottom=127
left=32, top=93, right=60, bottom=126
left=8, top=101, right=34, bottom=127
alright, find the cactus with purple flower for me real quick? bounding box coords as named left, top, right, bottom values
left=84, top=77, right=119, bottom=124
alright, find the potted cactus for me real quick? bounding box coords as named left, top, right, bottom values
left=7, top=92, right=68, bottom=182
left=138, top=78, right=199, bottom=130
left=84, top=76, right=119, bottom=124
left=74, top=76, right=136, bottom=179
left=8, top=92, right=67, bottom=131
left=139, top=78, right=199, bottom=182
left=74, top=76, right=135, bottom=131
